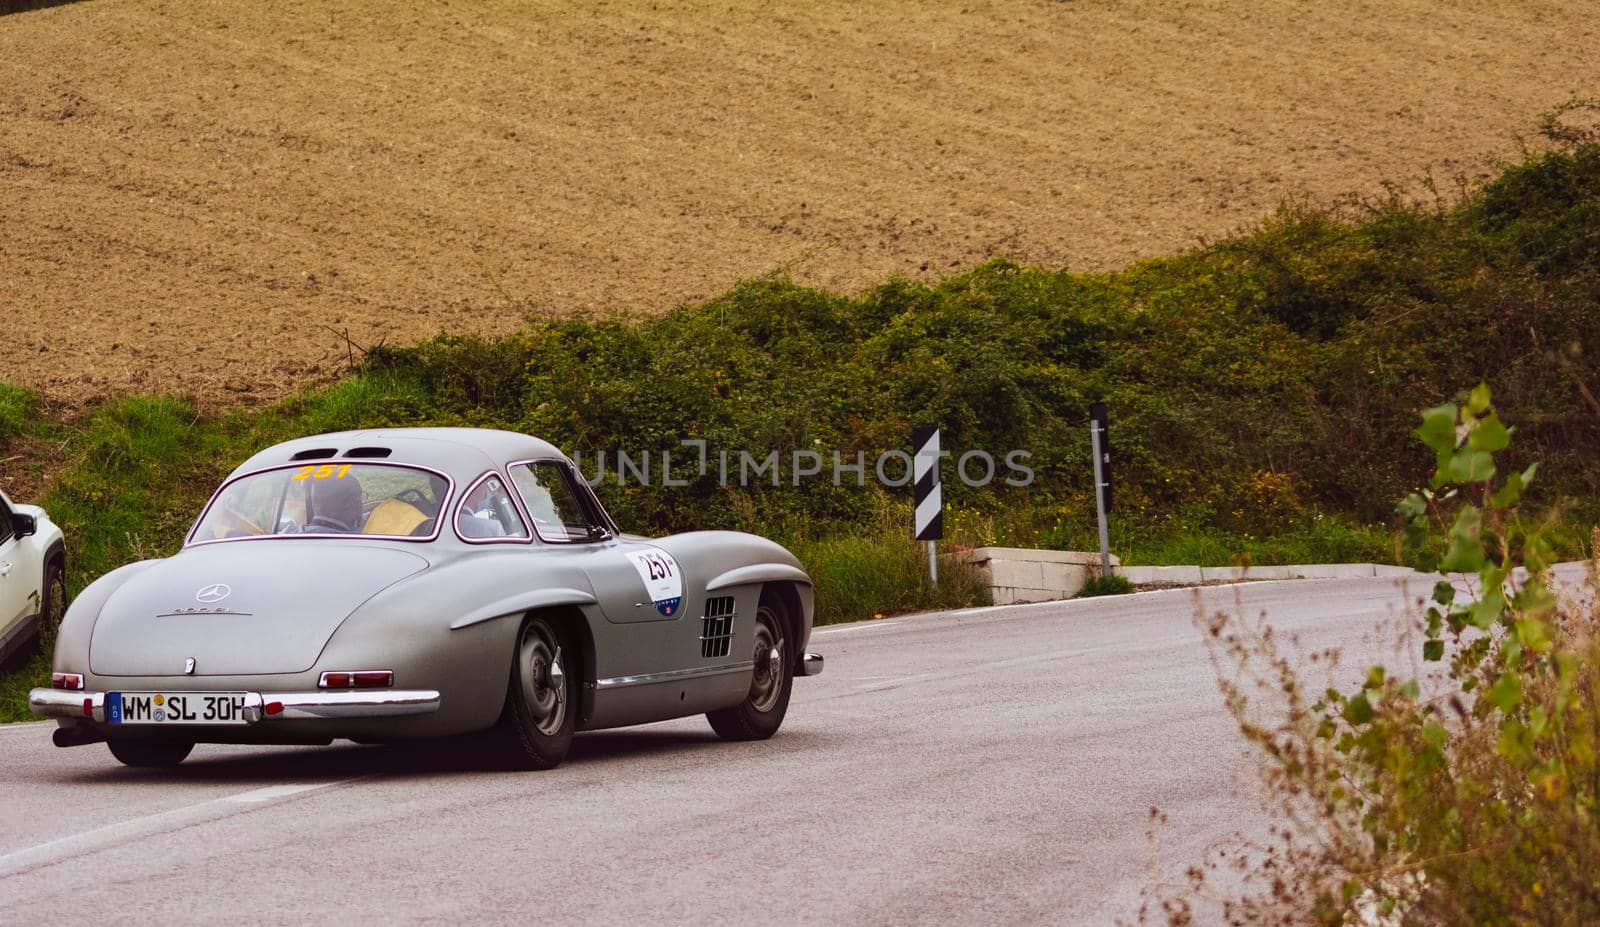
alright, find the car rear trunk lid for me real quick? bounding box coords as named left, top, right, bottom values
left=89, top=542, right=428, bottom=676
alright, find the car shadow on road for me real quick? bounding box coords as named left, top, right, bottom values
left=52, top=725, right=835, bottom=785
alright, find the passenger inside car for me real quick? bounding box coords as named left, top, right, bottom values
left=307, top=476, right=364, bottom=533
left=457, top=477, right=527, bottom=539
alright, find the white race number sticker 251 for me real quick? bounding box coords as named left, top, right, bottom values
left=626, top=548, right=683, bottom=617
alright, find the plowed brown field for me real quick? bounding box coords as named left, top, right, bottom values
left=2, top=1, right=1597, bottom=406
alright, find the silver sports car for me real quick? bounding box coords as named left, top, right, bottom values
left=30, top=428, right=822, bottom=769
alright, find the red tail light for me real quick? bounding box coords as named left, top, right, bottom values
left=318, top=670, right=393, bottom=689
left=53, top=673, right=84, bottom=690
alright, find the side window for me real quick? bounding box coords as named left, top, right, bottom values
left=455, top=474, right=530, bottom=542
left=510, top=461, right=606, bottom=543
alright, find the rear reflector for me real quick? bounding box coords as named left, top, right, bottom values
left=83, top=698, right=94, bottom=717
left=264, top=701, right=284, bottom=716
left=53, top=673, right=84, bottom=690
left=318, top=670, right=393, bottom=689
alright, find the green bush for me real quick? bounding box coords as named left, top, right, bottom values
left=1076, top=574, right=1133, bottom=598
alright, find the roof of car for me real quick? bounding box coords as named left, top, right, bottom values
left=230, top=428, right=568, bottom=480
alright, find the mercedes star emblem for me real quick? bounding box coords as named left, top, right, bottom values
left=195, top=583, right=232, bottom=604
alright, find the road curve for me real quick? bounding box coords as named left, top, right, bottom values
left=0, top=576, right=1443, bottom=924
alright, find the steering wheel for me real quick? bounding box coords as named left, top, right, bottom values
left=220, top=503, right=267, bottom=536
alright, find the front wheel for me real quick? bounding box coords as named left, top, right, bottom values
left=493, top=615, right=576, bottom=770
left=707, top=599, right=794, bottom=741
left=39, top=557, right=66, bottom=648
left=108, top=740, right=194, bottom=768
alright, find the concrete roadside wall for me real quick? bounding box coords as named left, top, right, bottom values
left=1123, top=563, right=1416, bottom=585
left=954, top=547, right=1121, bottom=605
left=954, top=548, right=1422, bottom=605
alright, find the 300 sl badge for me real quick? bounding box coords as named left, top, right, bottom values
left=627, top=547, right=683, bottom=616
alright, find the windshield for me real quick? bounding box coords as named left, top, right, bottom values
left=189, top=463, right=452, bottom=544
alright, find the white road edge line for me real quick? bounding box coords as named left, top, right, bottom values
left=810, top=574, right=1436, bottom=638
left=0, top=722, right=54, bottom=735
left=0, top=777, right=366, bottom=879
left=851, top=648, right=1102, bottom=691
left=226, top=782, right=345, bottom=803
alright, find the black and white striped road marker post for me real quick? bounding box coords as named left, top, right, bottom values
left=913, top=426, right=942, bottom=584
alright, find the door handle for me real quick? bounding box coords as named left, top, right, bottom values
left=0, top=562, right=10, bottom=578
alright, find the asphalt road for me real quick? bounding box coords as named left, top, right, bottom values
left=0, top=575, right=1449, bottom=925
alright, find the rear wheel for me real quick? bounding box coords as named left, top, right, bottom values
left=108, top=740, right=193, bottom=768
left=707, top=597, right=794, bottom=741
left=493, top=615, right=576, bottom=769
left=39, top=557, right=66, bottom=649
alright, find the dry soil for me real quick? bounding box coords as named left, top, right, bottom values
left=2, top=0, right=1597, bottom=405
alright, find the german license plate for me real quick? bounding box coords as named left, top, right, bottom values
left=107, top=692, right=250, bottom=726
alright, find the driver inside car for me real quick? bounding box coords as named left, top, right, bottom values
left=458, top=478, right=514, bottom=539
left=307, top=476, right=364, bottom=534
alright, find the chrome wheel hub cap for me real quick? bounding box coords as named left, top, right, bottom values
left=519, top=626, right=567, bottom=736
left=748, top=608, right=785, bottom=714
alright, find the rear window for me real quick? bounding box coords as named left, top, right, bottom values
left=189, top=464, right=451, bottom=544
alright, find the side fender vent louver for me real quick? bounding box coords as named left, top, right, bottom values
left=700, top=596, right=736, bottom=659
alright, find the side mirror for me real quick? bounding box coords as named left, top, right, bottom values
left=11, top=513, right=36, bottom=539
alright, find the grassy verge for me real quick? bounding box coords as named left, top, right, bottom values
left=0, top=652, right=49, bottom=724
left=792, top=527, right=990, bottom=625
left=946, top=504, right=1398, bottom=568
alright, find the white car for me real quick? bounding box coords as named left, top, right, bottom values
left=0, top=489, right=66, bottom=667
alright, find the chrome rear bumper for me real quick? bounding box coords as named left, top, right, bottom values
left=29, top=688, right=442, bottom=724
left=798, top=651, right=825, bottom=677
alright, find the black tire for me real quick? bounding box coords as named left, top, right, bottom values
left=493, top=615, right=576, bottom=770
left=38, top=556, right=66, bottom=650
left=108, top=740, right=194, bottom=768
left=706, top=596, right=794, bottom=741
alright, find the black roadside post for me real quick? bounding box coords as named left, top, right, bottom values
left=913, top=426, right=942, bottom=584
left=1089, top=403, right=1113, bottom=576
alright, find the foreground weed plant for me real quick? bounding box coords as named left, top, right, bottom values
left=1145, top=385, right=1600, bottom=926
left=1078, top=574, right=1134, bottom=598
